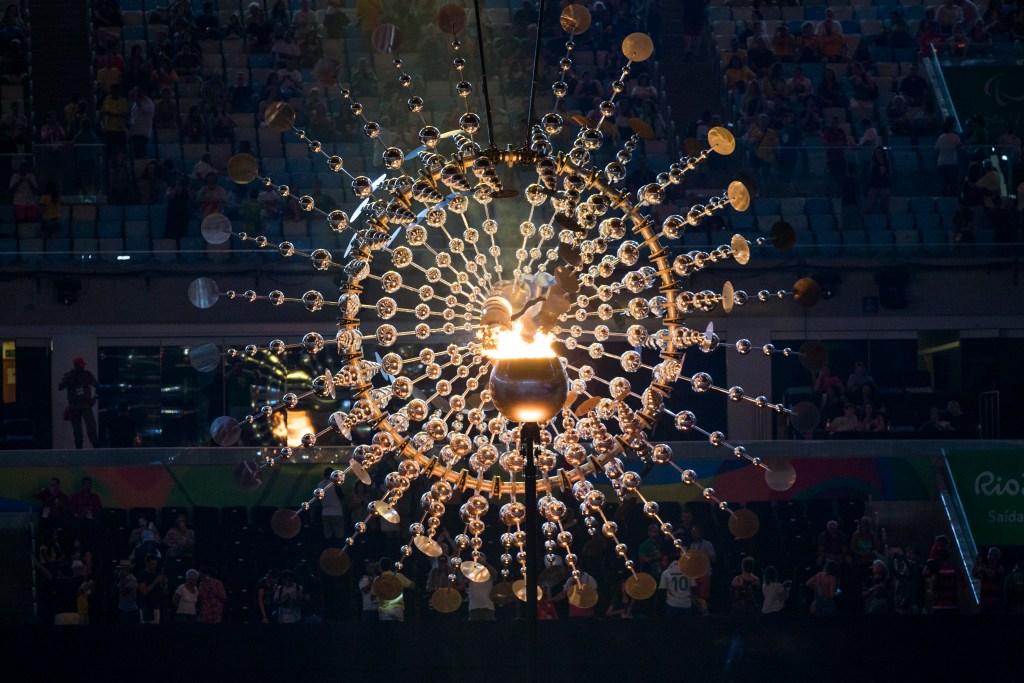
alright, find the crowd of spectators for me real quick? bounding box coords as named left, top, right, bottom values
left=28, top=464, right=1021, bottom=626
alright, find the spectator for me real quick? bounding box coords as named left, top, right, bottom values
left=863, top=559, right=893, bottom=614
left=275, top=569, right=304, bottom=624
left=771, top=25, right=797, bottom=62
left=198, top=567, right=227, bottom=624
left=128, top=87, right=154, bottom=158
left=39, top=181, right=62, bottom=238
left=291, top=0, right=319, bottom=41
left=761, top=566, right=791, bottom=615
left=376, top=557, right=414, bottom=622
left=229, top=71, right=254, bottom=113
left=40, top=110, right=67, bottom=145
left=194, top=2, right=221, bottom=39
left=859, top=401, right=888, bottom=434
left=247, top=8, right=273, bottom=54
left=658, top=557, right=694, bottom=617
left=882, top=10, right=914, bottom=48
left=181, top=104, right=206, bottom=143
left=197, top=171, right=229, bottom=217
left=358, top=559, right=380, bottom=621
left=114, top=560, right=139, bottom=624
left=100, top=84, right=129, bottom=155
left=924, top=548, right=962, bottom=613
left=974, top=547, right=1005, bottom=613
left=164, top=514, right=196, bottom=561
left=850, top=63, right=879, bottom=111
left=807, top=560, right=839, bottom=614
left=605, top=575, right=635, bottom=618
left=817, top=520, right=850, bottom=567
left=788, top=66, right=813, bottom=107
left=688, top=524, right=716, bottom=614
left=919, top=406, right=956, bottom=437
left=95, top=52, right=123, bottom=98
left=850, top=516, right=883, bottom=569
left=137, top=554, right=168, bottom=624
left=817, top=20, right=845, bottom=62
left=35, top=478, right=71, bottom=534
left=8, top=160, right=37, bottom=221
left=944, top=400, right=979, bottom=438
left=745, top=114, right=778, bottom=182
left=256, top=568, right=280, bottom=623
left=58, top=357, right=99, bottom=448
left=796, top=22, right=820, bottom=63
left=890, top=544, right=924, bottom=613
left=817, top=69, right=847, bottom=109
left=886, top=95, right=912, bottom=137
left=746, top=35, right=775, bottom=75
left=93, top=0, right=123, bottom=27
left=935, top=117, right=962, bottom=196
left=172, top=569, right=200, bottom=623
left=465, top=554, right=496, bottom=621
left=730, top=557, right=762, bottom=614
left=827, top=402, right=860, bottom=436
left=317, top=467, right=346, bottom=544
left=71, top=477, right=102, bottom=524
left=937, top=0, right=964, bottom=34
left=128, top=514, right=161, bottom=563
left=864, top=146, right=893, bottom=214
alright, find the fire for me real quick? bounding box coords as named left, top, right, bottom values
left=484, top=321, right=557, bottom=359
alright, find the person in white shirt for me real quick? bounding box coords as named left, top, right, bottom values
left=318, top=467, right=346, bottom=542
left=466, top=554, right=496, bottom=621
left=761, top=565, right=791, bottom=614
left=689, top=524, right=717, bottom=614
left=658, top=561, right=693, bottom=617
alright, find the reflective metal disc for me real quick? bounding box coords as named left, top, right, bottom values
left=625, top=573, right=657, bottom=601
left=413, top=535, right=443, bottom=558
left=728, top=508, right=760, bottom=540
left=707, top=126, right=736, bottom=156
left=188, top=277, right=220, bottom=309
left=349, top=459, right=372, bottom=485
left=722, top=281, right=735, bottom=314
left=628, top=117, right=655, bottom=140
left=679, top=549, right=710, bottom=579
left=789, top=401, right=821, bottom=434
left=512, top=579, right=543, bottom=603
left=188, top=343, right=221, bottom=373
left=765, top=460, right=798, bottom=492
left=227, top=153, right=259, bottom=185
left=574, top=395, right=602, bottom=417
left=568, top=583, right=598, bottom=609
left=232, top=459, right=262, bottom=490
left=371, top=23, right=400, bottom=52
left=621, top=32, right=654, bottom=61
left=210, top=415, right=240, bottom=446
left=460, top=560, right=491, bottom=583
left=793, top=277, right=821, bottom=308
left=373, top=500, right=400, bottom=523
left=372, top=573, right=403, bottom=601
left=270, top=508, right=302, bottom=539
left=324, top=367, right=336, bottom=399
left=319, top=548, right=351, bottom=576
left=730, top=234, right=750, bottom=265
left=490, top=581, right=516, bottom=606
left=264, top=101, right=295, bottom=132
left=538, top=564, right=566, bottom=588
left=430, top=587, right=463, bottom=613
left=560, top=4, right=591, bottom=33
left=799, top=340, right=828, bottom=372
left=727, top=181, right=750, bottom=212
left=200, top=212, right=232, bottom=245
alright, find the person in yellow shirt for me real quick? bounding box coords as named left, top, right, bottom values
left=40, top=181, right=62, bottom=237
left=100, top=84, right=129, bottom=154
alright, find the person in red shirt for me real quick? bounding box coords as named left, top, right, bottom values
left=35, top=477, right=71, bottom=535
left=71, top=477, right=102, bottom=521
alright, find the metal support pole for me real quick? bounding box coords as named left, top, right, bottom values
left=521, top=421, right=541, bottom=683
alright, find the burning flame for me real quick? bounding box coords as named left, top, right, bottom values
left=484, top=321, right=557, bottom=359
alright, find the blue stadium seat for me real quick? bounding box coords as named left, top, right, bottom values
left=809, top=214, right=836, bottom=231
left=889, top=213, right=916, bottom=231
left=805, top=197, right=833, bottom=215
left=863, top=214, right=889, bottom=231
left=729, top=214, right=755, bottom=231
left=753, top=198, right=780, bottom=215
left=815, top=230, right=842, bottom=255
left=842, top=230, right=868, bottom=253
left=0, top=237, right=15, bottom=263
left=909, top=197, right=934, bottom=214
left=124, top=205, right=149, bottom=221
left=867, top=231, right=894, bottom=247
left=915, top=214, right=940, bottom=231
left=97, top=220, right=122, bottom=239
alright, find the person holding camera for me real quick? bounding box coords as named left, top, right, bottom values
left=58, top=357, right=99, bottom=449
